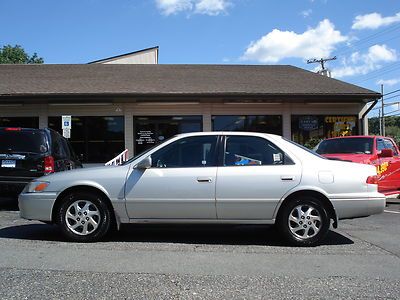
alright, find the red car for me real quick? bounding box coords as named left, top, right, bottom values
left=314, top=136, right=400, bottom=196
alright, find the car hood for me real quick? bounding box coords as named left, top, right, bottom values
left=36, top=165, right=125, bottom=182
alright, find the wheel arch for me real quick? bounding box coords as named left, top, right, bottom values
left=51, top=185, right=118, bottom=229
left=275, top=189, right=338, bottom=228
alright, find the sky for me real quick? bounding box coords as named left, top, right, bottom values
left=1, top=0, right=400, bottom=116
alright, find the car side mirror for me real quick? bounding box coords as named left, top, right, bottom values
left=135, top=156, right=152, bottom=169
left=378, top=149, right=393, bottom=158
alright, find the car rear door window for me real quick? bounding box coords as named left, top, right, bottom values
left=224, top=136, right=286, bottom=166
left=151, top=136, right=218, bottom=168
left=51, top=132, right=68, bottom=159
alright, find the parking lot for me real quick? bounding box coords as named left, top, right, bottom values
left=0, top=198, right=399, bottom=299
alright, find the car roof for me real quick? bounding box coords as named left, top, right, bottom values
left=324, top=135, right=385, bottom=141
left=174, top=131, right=281, bottom=139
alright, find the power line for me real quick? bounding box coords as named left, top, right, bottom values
left=384, top=88, right=400, bottom=96
left=384, top=93, right=400, bottom=101
left=334, top=23, right=400, bottom=56
left=371, top=101, right=400, bottom=111
left=354, top=65, right=400, bottom=84
left=335, top=34, right=400, bottom=58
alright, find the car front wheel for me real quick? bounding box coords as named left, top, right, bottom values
left=277, top=196, right=330, bottom=246
left=57, top=191, right=111, bottom=242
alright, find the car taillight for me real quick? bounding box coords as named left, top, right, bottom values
left=44, top=156, right=55, bottom=174
left=366, top=175, right=378, bottom=185
left=5, top=127, right=21, bottom=131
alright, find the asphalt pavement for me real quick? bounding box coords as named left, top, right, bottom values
left=0, top=200, right=399, bottom=299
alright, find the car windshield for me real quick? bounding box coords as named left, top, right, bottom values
left=315, top=138, right=374, bottom=154
left=0, top=129, right=48, bottom=154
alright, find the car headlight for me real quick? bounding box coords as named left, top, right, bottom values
left=26, top=181, right=50, bottom=193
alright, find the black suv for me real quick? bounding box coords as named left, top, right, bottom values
left=0, top=127, right=82, bottom=199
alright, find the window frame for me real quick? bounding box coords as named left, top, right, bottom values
left=221, top=135, right=294, bottom=167
left=149, top=135, right=221, bottom=169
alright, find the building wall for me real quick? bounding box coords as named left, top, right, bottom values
left=93, top=48, right=158, bottom=64
left=0, top=100, right=366, bottom=158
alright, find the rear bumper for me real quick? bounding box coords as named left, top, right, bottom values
left=18, top=192, right=58, bottom=222
left=331, top=194, right=386, bottom=220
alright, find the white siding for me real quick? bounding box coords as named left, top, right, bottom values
left=95, top=48, right=158, bottom=64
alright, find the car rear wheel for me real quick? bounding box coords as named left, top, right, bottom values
left=277, top=196, right=330, bottom=246
left=57, top=191, right=111, bottom=242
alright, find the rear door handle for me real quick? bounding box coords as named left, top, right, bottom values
left=197, top=177, right=212, bottom=183
left=281, top=176, right=294, bottom=181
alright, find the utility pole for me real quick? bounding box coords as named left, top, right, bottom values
left=378, top=109, right=382, bottom=135
left=307, top=57, right=337, bottom=76
left=381, top=84, right=385, bottom=136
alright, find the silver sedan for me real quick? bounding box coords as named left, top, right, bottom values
left=19, top=132, right=385, bottom=246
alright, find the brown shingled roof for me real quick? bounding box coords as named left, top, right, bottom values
left=0, top=64, right=380, bottom=101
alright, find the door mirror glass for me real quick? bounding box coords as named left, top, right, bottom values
left=378, top=149, right=393, bottom=158
left=135, top=156, right=152, bottom=169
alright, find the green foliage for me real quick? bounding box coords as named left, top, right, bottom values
left=304, top=137, right=322, bottom=150
left=0, top=44, right=44, bottom=64
left=369, top=116, right=400, bottom=145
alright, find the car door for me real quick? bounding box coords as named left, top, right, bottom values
left=125, top=135, right=219, bottom=219
left=376, top=138, right=400, bottom=193
left=216, top=135, right=301, bottom=220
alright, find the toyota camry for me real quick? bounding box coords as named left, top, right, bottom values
left=19, top=132, right=386, bottom=246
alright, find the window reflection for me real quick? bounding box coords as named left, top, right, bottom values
left=134, top=116, right=202, bottom=155
left=48, top=116, right=124, bottom=163
left=212, top=115, right=282, bottom=135
left=0, top=117, right=39, bottom=128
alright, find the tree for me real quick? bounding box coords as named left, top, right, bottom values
left=369, top=116, right=400, bottom=144
left=0, top=44, right=44, bottom=64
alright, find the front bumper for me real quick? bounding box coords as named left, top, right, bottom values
left=18, top=192, right=58, bottom=222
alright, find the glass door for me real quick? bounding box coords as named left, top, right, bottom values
left=133, top=116, right=202, bottom=155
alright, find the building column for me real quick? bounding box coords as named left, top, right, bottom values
left=38, top=104, right=48, bottom=129
left=282, top=103, right=291, bottom=139
left=202, top=103, right=212, bottom=132
left=124, top=112, right=134, bottom=158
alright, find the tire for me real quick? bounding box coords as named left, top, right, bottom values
left=56, top=191, right=111, bottom=242
left=277, top=196, right=330, bottom=247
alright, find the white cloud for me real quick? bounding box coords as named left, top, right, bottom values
left=352, top=12, right=400, bottom=30
left=241, top=19, right=347, bottom=63
left=300, top=9, right=312, bottom=18
left=156, top=0, right=192, bottom=15
left=155, top=0, right=230, bottom=16
left=332, top=44, right=397, bottom=78
left=377, top=78, right=400, bottom=86
left=195, top=0, right=230, bottom=15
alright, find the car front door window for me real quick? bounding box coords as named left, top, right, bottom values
left=151, top=136, right=218, bottom=168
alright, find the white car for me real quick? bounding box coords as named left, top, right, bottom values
left=19, top=132, right=385, bottom=246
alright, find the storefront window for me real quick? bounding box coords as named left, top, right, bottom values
left=0, top=117, right=39, bottom=128
left=134, top=116, right=202, bottom=155
left=212, top=115, right=282, bottom=135
left=48, top=116, right=124, bottom=163
left=291, top=115, right=358, bottom=147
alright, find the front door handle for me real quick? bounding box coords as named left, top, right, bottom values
left=197, top=177, right=212, bottom=183
left=281, top=176, right=294, bottom=181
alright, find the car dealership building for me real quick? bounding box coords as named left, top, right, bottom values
left=0, top=52, right=381, bottom=164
